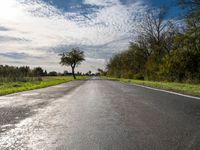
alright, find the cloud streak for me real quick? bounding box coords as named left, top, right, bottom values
left=0, top=26, right=10, bottom=31
left=0, top=0, right=148, bottom=72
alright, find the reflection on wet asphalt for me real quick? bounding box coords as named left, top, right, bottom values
left=0, top=78, right=200, bottom=150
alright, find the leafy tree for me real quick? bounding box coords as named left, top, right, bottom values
left=32, top=67, right=44, bottom=77
left=60, top=48, right=85, bottom=79
left=106, top=6, right=199, bottom=83
left=158, top=0, right=200, bottom=82
left=43, top=70, right=48, bottom=76
left=0, top=65, right=45, bottom=82
left=48, top=71, right=58, bottom=76
left=88, top=70, right=92, bottom=76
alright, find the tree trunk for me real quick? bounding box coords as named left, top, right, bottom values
left=72, top=67, right=76, bottom=79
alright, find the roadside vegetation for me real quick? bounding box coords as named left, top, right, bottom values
left=103, top=77, right=200, bottom=97
left=0, top=60, right=89, bottom=95
left=98, top=0, right=200, bottom=96
left=0, top=76, right=88, bottom=96
left=105, top=0, right=200, bottom=84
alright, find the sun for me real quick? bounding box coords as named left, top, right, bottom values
left=0, top=0, right=22, bottom=20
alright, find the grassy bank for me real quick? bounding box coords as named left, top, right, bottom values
left=103, top=77, right=200, bottom=97
left=0, top=76, right=89, bottom=96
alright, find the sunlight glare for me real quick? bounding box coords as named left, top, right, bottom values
left=0, top=0, right=21, bottom=20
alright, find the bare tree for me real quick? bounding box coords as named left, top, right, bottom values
left=136, top=7, right=177, bottom=58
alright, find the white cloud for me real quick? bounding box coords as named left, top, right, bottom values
left=83, top=0, right=119, bottom=6
left=0, top=0, right=147, bottom=72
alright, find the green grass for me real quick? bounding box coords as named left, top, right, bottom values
left=0, top=76, right=89, bottom=96
left=103, top=77, right=200, bottom=97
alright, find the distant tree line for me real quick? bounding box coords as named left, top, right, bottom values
left=0, top=65, right=96, bottom=82
left=106, top=0, right=200, bottom=83
left=0, top=65, right=48, bottom=82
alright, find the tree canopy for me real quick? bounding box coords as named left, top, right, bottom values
left=60, top=48, right=85, bottom=79
left=106, top=5, right=200, bottom=83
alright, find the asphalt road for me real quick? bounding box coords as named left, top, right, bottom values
left=0, top=78, right=200, bottom=150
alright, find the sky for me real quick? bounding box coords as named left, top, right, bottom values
left=0, top=0, right=180, bottom=73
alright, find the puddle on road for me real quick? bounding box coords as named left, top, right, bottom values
left=1, top=124, right=14, bottom=132
left=0, top=97, right=15, bottom=100
left=0, top=107, right=34, bottom=132
left=21, top=93, right=39, bottom=96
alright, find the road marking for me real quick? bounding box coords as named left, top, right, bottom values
left=129, top=83, right=200, bottom=100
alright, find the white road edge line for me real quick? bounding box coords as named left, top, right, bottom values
left=127, top=83, right=200, bottom=100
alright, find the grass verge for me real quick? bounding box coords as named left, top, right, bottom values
left=0, top=76, right=89, bottom=96
left=103, top=77, right=200, bottom=97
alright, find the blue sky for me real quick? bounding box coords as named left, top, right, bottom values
left=0, top=0, right=181, bottom=72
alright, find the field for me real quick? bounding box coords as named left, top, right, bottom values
left=103, top=77, right=200, bottom=97
left=0, top=76, right=89, bottom=96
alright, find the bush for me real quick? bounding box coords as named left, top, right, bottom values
left=48, top=71, right=58, bottom=76
left=134, top=74, right=144, bottom=80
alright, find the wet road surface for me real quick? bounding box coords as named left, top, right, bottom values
left=0, top=78, right=200, bottom=150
